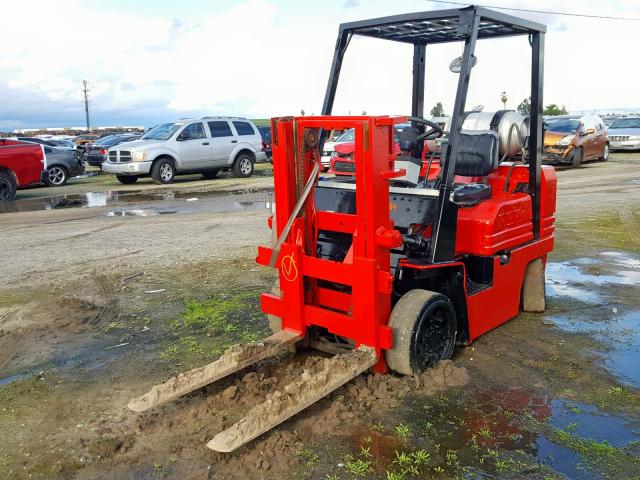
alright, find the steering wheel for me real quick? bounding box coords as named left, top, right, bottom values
left=408, top=116, right=445, bottom=141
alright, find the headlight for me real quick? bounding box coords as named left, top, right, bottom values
left=628, top=135, right=640, bottom=141
left=133, top=151, right=147, bottom=161
left=556, top=135, right=574, bottom=146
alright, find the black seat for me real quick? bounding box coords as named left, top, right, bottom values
left=453, top=183, right=491, bottom=205
left=451, top=130, right=499, bottom=206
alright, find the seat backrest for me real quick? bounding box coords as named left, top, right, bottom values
left=454, top=130, right=499, bottom=177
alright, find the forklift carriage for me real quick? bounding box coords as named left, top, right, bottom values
left=257, top=5, right=557, bottom=374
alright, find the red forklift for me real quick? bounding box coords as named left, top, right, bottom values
left=130, top=6, right=556, bottom=452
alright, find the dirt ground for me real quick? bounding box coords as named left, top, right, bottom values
left=1, top=154, right=639, bottom=479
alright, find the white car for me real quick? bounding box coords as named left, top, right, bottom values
left=321, top=129, right=355, bottom=169
left=103, top=117, right=266, bottom=184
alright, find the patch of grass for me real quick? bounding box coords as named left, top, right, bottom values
left=546, top=427, right=640, bottom=477
left=300, top=448, right=320, bottom=468
left=104, top=321, right=124, bottom=333
left=345, top=458, right=371, bottom=477
left=394, top=423, right=410, bottom=438
left=159, top=289, right=269, bottom=363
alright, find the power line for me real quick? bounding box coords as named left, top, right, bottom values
left=425, top=0, right=640, bottom=22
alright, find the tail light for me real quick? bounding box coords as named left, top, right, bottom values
left=99, top=148, right=108, bottom=154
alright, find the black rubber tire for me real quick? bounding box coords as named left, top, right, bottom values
left=601, top=143, right=609, bottom=161
left=201, top=170, right=219, bottom=179
left=571, top=147, right=583, bottom=168
left=385, top=289, right=457, bottom=375
left=151, top=158, right=175, bottom=185
left=116, top=175, right=138, bottom=184
left=45, top=165, right=69, bottom=187
left=232, top=153, right=254, bottom=178
left=0, top=171, right=17, bottom=202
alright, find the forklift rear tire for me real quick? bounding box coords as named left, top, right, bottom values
left=385, top=289, right=457, bottom=375
left=522, top=258, right=546, bottom=312
left=571, top=147, right=583, bottom=168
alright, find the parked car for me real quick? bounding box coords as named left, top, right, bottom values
left=543, top=115, right=609, bottom=167
left=321, top=129, right=355, bottom=169
left=86, top=134, right=140, bottom=169
left=102, top=117, right=266, bottom=184
left=0, top=142, right=46, bottom=201
left=40, top=145, right=85, bottom=186
left=74, top=134, right=99, bottom=151
left=607, top=117, right=640, bottom=151
left=15, top=136, right=73, bottom=149
left=258, top=126, right=272, bottom=160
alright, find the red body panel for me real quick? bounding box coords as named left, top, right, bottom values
left=0, top=142, right=46, bottom=187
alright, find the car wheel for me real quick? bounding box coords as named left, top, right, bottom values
left=45, top=165, right=69, bottom=187
left=571, top=147, right=583, bottom=168
left=201, top=170, right=219, bottom=179
left=232, top=153, right=254, bottom=178
left=0, top=171, right=17, bottom=202
left=116, top=175, right=138, bottom=184
left=151, top=158, right=175, bottom=185
left=385, top=289, right=457, bottom=375
left=601, top=143, right=609, bottom=161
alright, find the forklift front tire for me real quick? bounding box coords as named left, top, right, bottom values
left=385, top=289, right=457, bottom=375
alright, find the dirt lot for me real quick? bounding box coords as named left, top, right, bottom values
left=1, top=155, right=639, bottom=479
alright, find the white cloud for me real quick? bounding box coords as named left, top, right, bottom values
left=1, top=0, right=639, bottom=129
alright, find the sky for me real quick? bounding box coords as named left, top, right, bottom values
left=1, top=0, right=640, bottom=131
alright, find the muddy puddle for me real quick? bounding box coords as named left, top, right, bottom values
left=546, top=251, right=640, bottom=388
left=0, top=189, right=274, bottom=216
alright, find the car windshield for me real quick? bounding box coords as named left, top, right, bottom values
left=545, top=119, right=580, bottom=133
left=94, top=136, right=115, bottom=145
left=259, top=127, right=271, bottom=142
left=141, top=123, right=181, bottom=140
left=336, top=129, right=355, bottom=142
left=610, top=118, right=640, bottom=129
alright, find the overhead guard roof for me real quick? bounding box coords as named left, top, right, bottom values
left=339, top=6, right=546, bottom=45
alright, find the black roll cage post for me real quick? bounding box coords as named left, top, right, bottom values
left=320, top=5, right=546, bottom=264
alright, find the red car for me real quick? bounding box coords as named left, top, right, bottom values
left=0, top=140, right=46, bottom=202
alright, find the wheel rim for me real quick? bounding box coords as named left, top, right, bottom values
left=48, top=167, right=66, bottom=185
left=412, top=304, right=454, bottom=370
left=604, top=145, right=609, bottom=159
left=160, top=163, right=173, bottom=181
left=240, top=158, right=252, bottom=175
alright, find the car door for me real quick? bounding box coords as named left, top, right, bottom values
left=594, top=119, right=607, bottom=157
left=579, top=117, right=597, bottom=159
left=207, top=121, right=237, bottom=166
left=174, top=122, right=211, bottom=169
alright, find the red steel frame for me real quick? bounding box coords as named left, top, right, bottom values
left=256, top=116, right=407, bottom=372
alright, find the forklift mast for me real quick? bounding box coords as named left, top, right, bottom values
left=320, top=5, right=546, bottom=263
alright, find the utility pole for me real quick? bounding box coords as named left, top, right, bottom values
left=82, top=80, right=91, bottom=132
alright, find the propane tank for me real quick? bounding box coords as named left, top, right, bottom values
left=461, top=111, right=530, bottom=158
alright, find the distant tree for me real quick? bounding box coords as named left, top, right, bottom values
left=301, top=109, right=305, bottom=116
left=517, top=97, right=531, bottom=115
left=361, top=110, right=367, bottom=115
left=543, top=104, right=568, bottom=116
left=430, top=102, right=444, bottom=117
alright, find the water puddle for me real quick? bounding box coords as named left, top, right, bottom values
left=551, top=310, right=640, bottom=388
left=546, top=251, right=640, bottom=388
left=1, top=189, right=274, bottom=216
left=407, top=388, right=640, bottom=479
left=546, top=252, right=640, bottom=304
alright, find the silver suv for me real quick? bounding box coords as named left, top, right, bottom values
left=102, top=117, right=266, bottom=184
